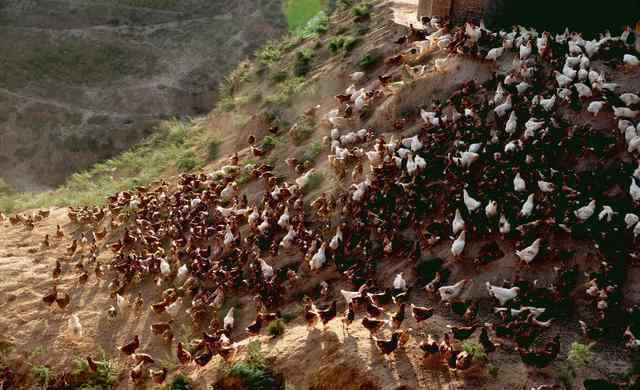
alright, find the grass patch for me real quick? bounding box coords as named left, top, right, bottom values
left=265, top=77, right=306, bottom=105
left=358, top=53, right=378, bottom=69
left=165, top=374, right=194, bottom=390
left=306, top=171, right=324, bottom=190
left=567, top=342, right=593, bottom=368
left=258, top=39, right=295, bottom=66
left=283, top=0, right=327, bottom=31
left=226, top=341, right=280, bottom=390
left=266, top=319, right=286, bottom=337
left=289, top=116, right=316, bottom=145
left=487, top=362, right=499, bottom=378
left=176, top=152, right=204, bottom=172
left=298, top=140, right=323, bottom=163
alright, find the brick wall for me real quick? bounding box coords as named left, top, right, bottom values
left=431, top=0, right=452, bottom=17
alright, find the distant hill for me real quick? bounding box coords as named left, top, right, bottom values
left=0, top=0, right=287, bottom=190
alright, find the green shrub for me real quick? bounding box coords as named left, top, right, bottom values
left=352, top=3, right=372, bottom=18
left=343, top=36, right=359, bottom=51
left=556, top=362, right=576, bottom=389
left=176, top=152, right=203, bottom=172
left=265, top=77, right=306, bottom=105
left=72, top=352, right=120, bottom=390
left=165, top=374, right=194, bottom=390
left=227, top=341, right=279, bottom=390
left=258, top=41, right=285, bottom=65
left=295, top=11, right=329, bottom=38
left=261, top=136, right=278, bottom=152
left=328, top=37, right=345, bottom=54
left=266, top=319, right=286, bottom=337
left=306, top=171, right=324, bottom=190
left=567, top=342, right=593, bottom=367
left=281, top=311, right=298, bottom=323
left=358, top=54, right=378, bottom=69
left=487, top=362, right=499, bottom=378
left=31, top=365, right=52, bottom=389
left=462, top=341, right=488, bottom=363
left=294, top=49, right=314, bottom=77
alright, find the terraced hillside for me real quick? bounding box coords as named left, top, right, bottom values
left=0, top=0, right=286, bottom=191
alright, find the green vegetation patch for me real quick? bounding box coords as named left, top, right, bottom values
left=226, top=341, right=281, bottom=390
left=0, top=39, right=158, bottom=88
left=116, top=0, right=177, bottom=9
left=283, top=0, right=327, bottom=31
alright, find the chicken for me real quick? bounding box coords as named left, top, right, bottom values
left=315, top=301, right=337, bottom=327
left=391, top=304, right=405, bottom=329
left=373, top=332, right=402, bottom=355
left=486, top=282, right=519, bottom=305
left=223, top=307, right=235, bottom=333
left=447, top=325, right=478, bottom=341
left=624, top=54, right=639, bottom=66
left=56, top=291, right=71, bottom=310
left=246, top=314, right=264, bottom=335
left=452, top=209, right=465, bottom=234
left=393, top=273, right=407, bottom=291
left=69, top=314, right=83, bottom=337
left=260, top=258, right=274, bottom=279
left=513, top=172, right=526, bottom=192
left=411, top=304, right=434, bottom=322
left=119, top=335, right=140, bottom=355
left=515, top=238, right=541, bottom=264
left=451, top=230, right=466, bottom=258
left=520, top=194, right=535, bottom=218
left=463, top=189, right=481, bottom=212
left=361, top=317, right=386, bottom=335
left=630, top=177, right=640, bottom=202
left=486, top=47, right=504, bottom=61
left=309, top=243, right=327, bottom=271
left=150, top=367, right=168, bottom=384
left=479, top=327, right=497, bottom=353
left=587, top=101, right=605, bottom=116
left=574, top=200, right=596, bottom=221
left=439, top=279, right=470, bottom=302
left=176, top=342, right=192, bottom=365
left=42, top=286, right=57, bottom=306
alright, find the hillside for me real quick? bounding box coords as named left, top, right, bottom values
left=1, top=1, right=640, bottom=390
left=0, top=0, right=286, bottom=191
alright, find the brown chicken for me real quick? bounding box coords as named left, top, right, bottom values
left=246, top=314, right=264, bottom=335
left=315, top=301, right=337, bottom=328
left=150, top=367, right=167, bottom=384
left=56, top=292, right=71, bottom=310
left=42, top=286, right=57, bottom=306
left=52, top=260, right=62, bottom=279
left=374, top=332, right=402, bottom=355
left=361, top=317, right=385, bottom=336
left=391, top=303, right=406, bottom=329
left=176, top=341, right=192, bottom=365
left=411, top=304, right=434, bottom=322
left=119, top=335, right=140, bottom=355
left=304, top=304, right=318, bottom=328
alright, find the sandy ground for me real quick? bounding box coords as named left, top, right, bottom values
left=386, top=0, right=420, bottom=27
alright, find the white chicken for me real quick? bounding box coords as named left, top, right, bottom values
left=160, top=258, right=171, bottom=276
left=513, top=172, right=526, bottom=192
left=485, top=200, right=498, bottom=219
left=438, top=279, right=470, bottom=302
left=494, top=95, right=512, bottom=117
left=598, top=205, right=616, bottom=223
left=519, top=41, right=532, bottom=60
left=280, top=227, right=297, bottom=249
left=620, top=93, right=640, bottom=106
left=587, top=101, right=605, bottom=116
left=452, top=209, right=465, bottom=235
left=69, top=314, right=83, bottom=337
left=539, top=95, right=556, bottom=112
left=393, top=273, right=407, bottom=291
left=537, top=180, right=555, bottom=193
left=486, top=47, right=504, bottom=61
left=340, top=289, right=361, bottom=304
left=486, top=282, right=520, bottom=305
left=515, top=238, right=541, bottom=264
left=630, top=177, right=640, bottom=202
left=574, top=200, right=596, bottom=221
left=625, top=213, right=639, bottom=229
left=454, top=152, right=479, bottom=168
left=463, top=189, right=481, bottom=212
left=329, top=226, right=343, bottom=250
left=624, top=54, right=640, bottom=66
left=278, top=208, right=290, bottom=228
left=309, top=243, right=327, bottom=271
left=614, top=107, right=638, bottom=119
left=451, top=230, right=466, bottom=258
left=223, top=307, right=235, bottom=332
left=499, top=214, right=511, bottom=234
left=116, top=293, right=128, bottom=313
left=520, top=194, right=535, bottom=217
left=555, top=71, right=573, bottom=87
left=505, top=111, right=518, bottom=134
left=260, top=258, right=274, bottom=279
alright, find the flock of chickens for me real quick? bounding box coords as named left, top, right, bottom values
left=4, top=9, right=640, bottom=389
